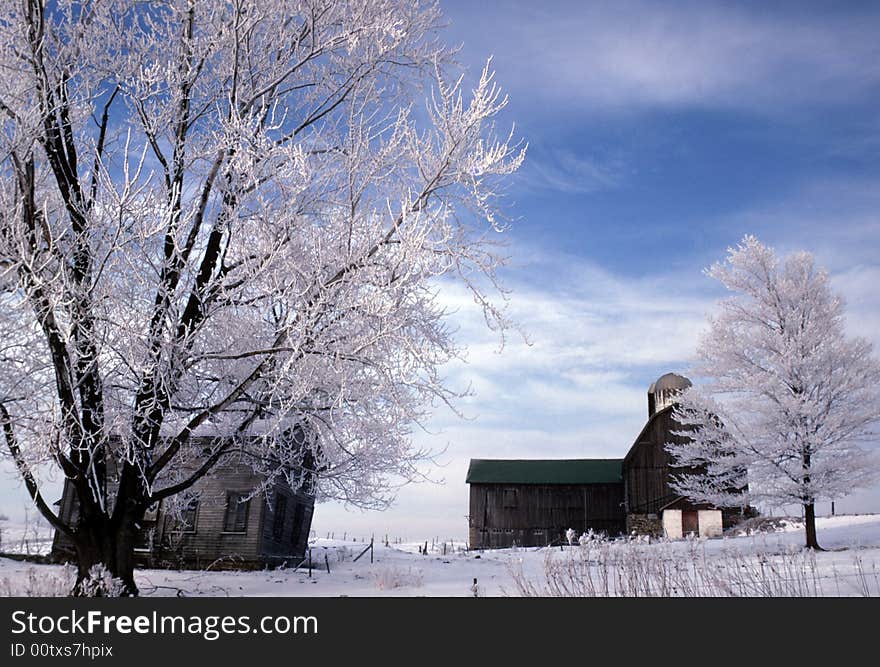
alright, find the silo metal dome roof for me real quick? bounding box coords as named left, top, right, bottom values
left=649, top=372, right=692, bottom=394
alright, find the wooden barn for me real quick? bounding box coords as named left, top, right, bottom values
left=51, top=436, right=316, bottom=570
left=466, top=458, right=625, bottom=549
left=466, top=372, right=746, bottom=548
left=624, top=373, right=742, bottom=538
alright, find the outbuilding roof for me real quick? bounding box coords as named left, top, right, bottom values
left=466, top=458, right=623, bottom=485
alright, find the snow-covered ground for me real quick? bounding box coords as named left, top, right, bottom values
left=0, top=515, right=54, bottom=557
left=0, top=514, right=878, bottom=596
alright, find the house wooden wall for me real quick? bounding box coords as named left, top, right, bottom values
left=51, top=458, right=315, bottom=569
left=469, top=482, right=625, bottom=549
left=155, top=461, right=265, bottom=568
left=258, top=483, right=315, bottom=564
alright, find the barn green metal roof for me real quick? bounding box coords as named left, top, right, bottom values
left=466, top=458, right=623, bottom=485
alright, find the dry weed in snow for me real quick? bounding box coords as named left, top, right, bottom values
left=509, top=534, right=880, bottom=597
left=0, top=565, right=76, bottom=597
left=370, top=565, right=424, bottom=590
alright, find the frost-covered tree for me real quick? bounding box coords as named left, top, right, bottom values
left=667, top=236, right=880, bottom=549
left=0, top=0, right=524, bottom=594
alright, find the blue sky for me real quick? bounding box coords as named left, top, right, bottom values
left=3, top=1, right=879, bottom=542
left=315, top=0, right=880, bottom=540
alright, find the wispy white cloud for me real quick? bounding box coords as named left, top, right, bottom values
left=716, top=178, right=880, bottom=265
left=698, top=176, right=880, bottom=351
left=517, top=147, right=625, bottom=194
left=828, top=265, right=880, bottom=347
left=448, top=0, right=880, bottom=115
left=317, top=236, right=880, bottom=537
left=316, top=253, right=718, bottom=537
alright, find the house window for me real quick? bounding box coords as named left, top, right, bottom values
left=300, top=470, right=316, bottom=496
left=180, top=499, right=198, bottom=534
left=272, top=494, right=288, bottom=541
left=223, top=492, right=250, bottom=533
left=143, top=501, right=160, bottom=522
left=502, top=489, right=517, bottom=508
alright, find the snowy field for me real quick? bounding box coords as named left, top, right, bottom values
left=0, top=514, right=54, bottom=558
left=1, top=514, right=878, bottom=597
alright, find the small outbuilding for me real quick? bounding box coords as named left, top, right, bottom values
left=466, top=458, right=625, bottom=548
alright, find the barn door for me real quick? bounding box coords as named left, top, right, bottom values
left=682, top=510, right=699, bottom=536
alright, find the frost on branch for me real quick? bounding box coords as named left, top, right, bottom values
left=667, top=235, right=880, bottom=546
left=0, top=0, right=524, bottom=589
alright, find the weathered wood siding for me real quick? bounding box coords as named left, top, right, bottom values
left=49, top=479, right=79, bottom=558
left=50, top=457, right=316, bottom=569
left=623, top=407, right=693, bottom=515
left=469, top=482, right=625, bottom=549
left=155, top=461, right=265, bottom=568
left=623, top=406, right=747, bottom=528
left=258, top=484, right=315, bottom=564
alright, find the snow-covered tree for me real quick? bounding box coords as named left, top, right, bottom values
left=0, top=0, right=524, bottom=594
left=667, top=236, right=880, bottom=549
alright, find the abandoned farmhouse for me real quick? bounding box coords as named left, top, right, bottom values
left=467, top=372, right=745, bottom=549
left=51, top=436, right=316, bottom=569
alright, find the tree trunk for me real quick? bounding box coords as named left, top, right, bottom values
left=801, top=446, right=822, bottom=551
left=803, top=502, right=822, bottom=550
left=113, top=519, right=139, bottom=596
left=72, top=518, right=139, bottom=596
